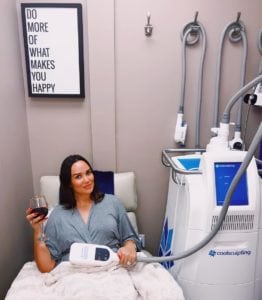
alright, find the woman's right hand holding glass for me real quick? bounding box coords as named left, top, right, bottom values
left=26, top=204, right=55, bottom=273
left=26, top=208, right=47, bottom=233
left=27, top=195, right=49, bottom=241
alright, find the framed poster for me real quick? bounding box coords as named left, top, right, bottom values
left=21, top=3, right=85, bottom=98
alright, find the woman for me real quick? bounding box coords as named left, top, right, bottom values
left=26, top=154, right=141, bottom=273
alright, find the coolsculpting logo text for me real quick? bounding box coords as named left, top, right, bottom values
left=208, top=249, right=251, bottom=257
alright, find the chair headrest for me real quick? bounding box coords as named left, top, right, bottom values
left=40, top=172, right=137, bottom=212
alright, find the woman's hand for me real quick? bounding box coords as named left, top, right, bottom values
left=117, top=240, right=137, bottom=267
left=26, top=208, right=47, bottom=234
left=26, top=208, right=56, bottom=273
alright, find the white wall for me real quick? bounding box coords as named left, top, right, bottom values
left=1, top=0, right=261, bottom=296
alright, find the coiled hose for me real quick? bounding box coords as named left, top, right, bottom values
left=213, top=20, right=247, bottom=133
left=178, top=19, right=207, bottom=148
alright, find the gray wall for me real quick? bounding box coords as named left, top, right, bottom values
left=1, top=0, right=261, bottom=297
left=0, top=1, right=33, bottom=298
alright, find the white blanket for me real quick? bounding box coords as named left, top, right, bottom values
left=6, top=261, right=185, bottom=300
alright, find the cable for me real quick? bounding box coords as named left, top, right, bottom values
left=241, top=103, right=252, bottom=150
left=195, top=23, right=207, bottom=148
left=175, top=17, right=207, bottom=147
left=222, top=74, right=262, bottom=124
left=138, top=122, right=262, bottom=263
left=257, top=29, right=262, bottom=55
left=236, top=28, right=247, bottom=133
left=212, top=20, right=247, bottom=136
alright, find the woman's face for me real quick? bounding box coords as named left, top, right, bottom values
left=71, top=160, right=95, bottom=198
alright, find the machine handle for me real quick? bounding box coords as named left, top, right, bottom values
left=161, top=148, right=205, bottom=175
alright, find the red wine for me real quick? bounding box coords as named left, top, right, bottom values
left=31, top=207, right=48, bottom=218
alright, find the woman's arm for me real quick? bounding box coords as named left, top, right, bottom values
left=27, top=209, right=56, bottom=273
left=34, top=234, right=56, bottom=273
left=116, top=201, right=141, bottom=266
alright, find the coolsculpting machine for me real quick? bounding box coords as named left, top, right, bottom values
left=161, top=149, right=261, bottom=300
left=156, top=74, right=262, bottom=300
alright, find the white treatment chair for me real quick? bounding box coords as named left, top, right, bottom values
left=40, top=172, right=142, bottom=244
left=6, top=172, right=185, bottom=300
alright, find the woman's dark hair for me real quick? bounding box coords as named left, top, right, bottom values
left=59, top=154, right=104, bottom=209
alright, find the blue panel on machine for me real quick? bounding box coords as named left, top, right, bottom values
left=177, top=158, right=201, bottom=170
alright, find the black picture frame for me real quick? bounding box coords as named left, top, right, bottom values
left=21, top=3, right=85, bottom=98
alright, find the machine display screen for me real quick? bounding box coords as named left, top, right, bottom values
left=214, top=162, right=248, bottom=206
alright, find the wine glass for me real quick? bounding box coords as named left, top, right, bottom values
left=29, top=195, right=48, bottom=241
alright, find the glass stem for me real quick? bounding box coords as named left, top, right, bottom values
left=40, top=223, right=45, bottom=241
